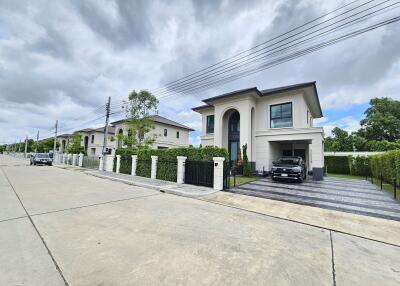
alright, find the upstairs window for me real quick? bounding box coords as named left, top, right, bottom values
left=206, top=115, right=214, bottom=134
left=164, top=129, right=168, bottom=137
left=91, top=135, right=95, bottom=144
left=270, top=102, right=293, bottom=128
left=176, top=131, right=180, bottom=138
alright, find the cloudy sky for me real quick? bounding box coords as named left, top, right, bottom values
left=1, top=0, right=399, bottom=145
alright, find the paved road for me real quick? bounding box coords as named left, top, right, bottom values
left=1, top=155, right=399, bottom=285
left=230, top=176, right=400, bottom=221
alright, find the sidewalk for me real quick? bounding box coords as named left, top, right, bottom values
left=85, top=169, right=218, bottom=198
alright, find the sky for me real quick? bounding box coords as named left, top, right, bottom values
left=0, top=0, right=400, bottom=146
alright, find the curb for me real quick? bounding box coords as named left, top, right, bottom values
left=85, top=171, right=219, bottom=199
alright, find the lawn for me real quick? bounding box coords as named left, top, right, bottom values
left=328, top=173, right=398, bottom=199
left=229, top=176, right=257, bottom=187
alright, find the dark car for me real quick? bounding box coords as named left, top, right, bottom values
left=271, top=156, right=307, bottom=182
left=30, top=153, right=52, bottom=166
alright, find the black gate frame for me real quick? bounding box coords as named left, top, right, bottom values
left=184, top=160, right=214, bottom=187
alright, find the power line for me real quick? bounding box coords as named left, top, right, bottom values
left=150, top=0, right=400, bottom=99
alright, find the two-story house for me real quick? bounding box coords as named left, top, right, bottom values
left=192, top=81, right=325, bottom=180
left=77, top=126, right=116, bottom=156
left=111, top=115, right=194, bottom=149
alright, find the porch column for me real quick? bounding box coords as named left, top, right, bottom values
left=131, top=155, right=137, bottom=176
left=214, top=109, right=223, bottom=147
left=310, top=137, right=324, bottom=181
left=239, top=106, right=253, bottom=161
left=116, top=155, right=121, bottom=174
left=176, top=156, right=187, bottom=184
left=213, top=157, right=225, bottom=191
left=151, top=156, right=158, bottom=179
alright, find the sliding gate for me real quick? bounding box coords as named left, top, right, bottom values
left=184, top=160, right=214, bottom=187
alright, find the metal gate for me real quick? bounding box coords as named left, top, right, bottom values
left=82, top=155, right=100, bottom=170
left=184, top=160, right=214, bottom=187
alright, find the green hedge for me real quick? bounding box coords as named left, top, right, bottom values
left=324, top=156, right=350, bottom=174
left=369, top=150, right=400, bottom=185
left=348, top=156, right=370, bottom=176
left=114, top=146, right=228, bottom=182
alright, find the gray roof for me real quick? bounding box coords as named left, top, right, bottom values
left=193, top=81, right=322, bottom=117
left=76, top=126, right=115, bottom=135
left=111, top=115, right=194, bottom=131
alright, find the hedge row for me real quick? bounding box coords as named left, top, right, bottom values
left=369, top=149, right=400, bottom=185
left=114, top=146, right=228, bottom=182
left=324, top=156, right=350, bottom=174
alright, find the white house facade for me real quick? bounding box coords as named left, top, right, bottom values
left=77, top=126, right=116, bottom=156
left=111, top=115, right=194, bottom=149
left=193, top=82, right=325, bottom=180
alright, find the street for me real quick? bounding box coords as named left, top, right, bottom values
left=1, top=155, right=399, bottom=286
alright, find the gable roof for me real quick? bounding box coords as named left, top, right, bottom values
left=76, top=126, right=115, bottom=135
left=110, top=114, right=194, bottom=131
left=193, top=81, right=322, bottom=117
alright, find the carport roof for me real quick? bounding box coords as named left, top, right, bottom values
left=192, top=81, right=323, bottom=117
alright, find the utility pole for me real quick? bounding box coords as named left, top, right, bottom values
left=24, top=136, right=28, bottom=158
left=102, top=97, right=111, bottom=155
left=35, top=130, right=39, bottom=153
left=53, top=120, right=58, bottom=154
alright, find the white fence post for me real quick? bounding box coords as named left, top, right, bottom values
left=151, top=156, right=158, bottom=179
left=105, top=155, right=115, bottom=172
left=176, top=156, right=187, bottom=184
left=213, top=157, right=225, bottom=191
left=72, top=154, right=78, bottom=166
left=78, top=153, right=84, bottom=167
left=131, top=155, right=137, bottom=176
left=99, top=155, right=104, bottom=171
left=116, top=155, right=121, bottom=173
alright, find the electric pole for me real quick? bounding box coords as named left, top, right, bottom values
left=53, top=120, right=58, bottom=154
left=24, top=136, right=28, bottom=158
left=35, top=131, right=39, bottom=153
left=102, top=97, right=111, bottom=155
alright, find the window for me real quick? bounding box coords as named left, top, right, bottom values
left=206, top=115, right=214, bottom=133
left=91, top=135, right=95, bottom=144
left=164, top=129, right=167, bottom=137
left=270, top=102, right=293, bottom=128
left=176, top=131, right=180, bottom=138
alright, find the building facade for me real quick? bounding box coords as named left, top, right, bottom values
left=193, top=82, right=325, bottom=180
left=111, top=115, right=194, bottom=149
left=78, top=126, right=116, bottom=156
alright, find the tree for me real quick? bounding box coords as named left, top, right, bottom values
left=242, top=144, right=251, bottom=176
left=359, top=97, right=400, bottom=141
left=66, top=132, right=85, bottom=154
left=119, top=90, right=159, bottom=149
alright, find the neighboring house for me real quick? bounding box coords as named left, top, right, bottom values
left=57, top=134, right=72, bottom=153
left=192, top=82, right=325, bottom=180
left=111, top=115, right=194, bottom=149
left=77, top=126, right=116, bottom=156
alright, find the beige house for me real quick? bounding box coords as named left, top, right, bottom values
left=57, top=134, right=72, bottom=153
left=77, top=126, right=116, bottom=156
left=193, top=82, right=325, bottom=180
left=111, top=115, right=194, bottom=149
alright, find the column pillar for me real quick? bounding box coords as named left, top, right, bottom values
left=99, top=155, right=104, bottom=171
left=213, top=157, right=225, bottom=191
left=311, top=136, right=324, bottom=181
left=131, top=155, right=137, bottom=176
left=151, top=156, right=158, bottom=179
left=105, top=155, right=114, bottom=172
left=116, top=155, right=121, bottom=174
left=176, top=156, right=187, bottom=184
left=78, top=153, right=84, bottom=167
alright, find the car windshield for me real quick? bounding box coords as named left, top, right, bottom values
left=36, top=154, right=50, bottom=158
left=277, top=158, right=299, bottom=165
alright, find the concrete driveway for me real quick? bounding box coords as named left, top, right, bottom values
left=230, top=176, right=400, bottom=221
left=1, top=155, right=400, bottom=285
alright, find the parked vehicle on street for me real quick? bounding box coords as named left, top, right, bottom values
left=30, top=153, right=53, bottom=166
left=271, top=156, right=306, bottom=182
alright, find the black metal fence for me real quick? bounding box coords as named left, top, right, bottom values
left=82, top=156, right=100, bottom=169
left=184, top=160, right=214, bottom=187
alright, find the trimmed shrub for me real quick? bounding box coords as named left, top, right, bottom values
left=348, top=156, right=370, bottom=176
left=113, top=146, right=228, bottom=182
left=242, top=144, right=251, bottom=177
left=324, top=156, right=350, bottom=174
left=369, top=149, right=400, bottom=185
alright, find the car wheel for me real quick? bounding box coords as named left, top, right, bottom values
left=33, top=162, right=36, bottom=166
left=49, top=163, right=52, bottom=166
